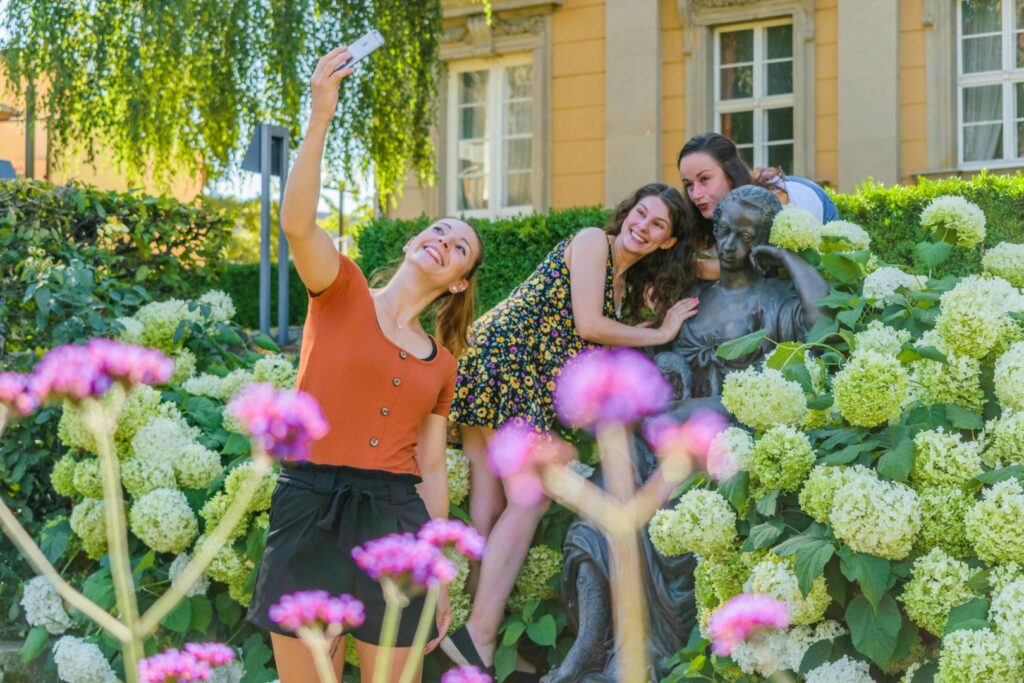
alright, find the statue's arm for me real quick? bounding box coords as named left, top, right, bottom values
left=751, top=245, right=829, bottom=326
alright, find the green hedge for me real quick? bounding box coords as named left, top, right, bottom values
left=210, top=261, right=309, bottom=329
left=355, top=172, right=1024, bottom=314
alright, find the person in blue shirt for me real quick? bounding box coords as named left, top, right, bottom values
left=678, top=132, right=839, bottom=280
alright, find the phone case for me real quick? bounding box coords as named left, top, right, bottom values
left=334, top=29, right=385, bottom=73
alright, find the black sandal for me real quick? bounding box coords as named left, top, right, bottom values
left=441, top=625, right=494, bottom=674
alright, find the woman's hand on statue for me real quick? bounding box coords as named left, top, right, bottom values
left=657, top=297, right=699, bottom=344
left=426, top=584, right=453, bottom=653
left=309, top=47, right=354, bottom=124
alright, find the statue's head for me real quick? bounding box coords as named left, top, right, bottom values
left=711, top=185, right=782, bottom=274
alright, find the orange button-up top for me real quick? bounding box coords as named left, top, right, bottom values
left=295, top=254, right=457, bottom=475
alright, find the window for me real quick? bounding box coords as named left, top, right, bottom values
left=714, top=20, right=794, bottom=172
left=958, top=0, right=1024, bottom=167
left=448, top=58, right=534, bottom=217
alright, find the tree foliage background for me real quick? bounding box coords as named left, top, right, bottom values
left=0, top=0, right=464, bottom=204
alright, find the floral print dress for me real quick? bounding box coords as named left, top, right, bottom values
left=450, top=235, right=615, bottom=430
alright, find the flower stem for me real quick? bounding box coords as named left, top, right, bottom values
left=85, top=398, right=143, bottom=683
left=298, top=628, right=339, bottom=683
left=373, top=578, right=407, bottom=683
left=138, top=451, right=270, bottom=635
left=396, top=583, right=439, bottom=683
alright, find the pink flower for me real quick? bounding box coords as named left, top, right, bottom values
left=352, top=533, right=458, bottom=589
left=486, top=421, right=570, bottom=506
left=28, top=339, right=173, bottom=403
left=137, top=649, right=211, bottom=682
left=0, top=372, right=38, bottom=416
left=642, top=409, right=729, bottom=469
left=182, top=643, right=235, bottom=667
left=417, top=519, right=486, bottom=561
left=441, top=665, right=493, bottom=683
left=226, top=383, right=329, bottom=461
left=554, top=349, right=672, bottom=430
left=707, top=593, right=790, bottom=656
left=268, top=591, right=366, bottom=633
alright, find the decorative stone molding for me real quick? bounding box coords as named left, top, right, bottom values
left=675, top=0, right=817, bottom=177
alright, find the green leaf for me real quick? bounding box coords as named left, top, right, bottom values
left=837, top=301, right=867, bottom=329
left=798, top=639, right=833, bottom=675
left=161, top=599, right=192, bottom=633
left=916, top=240, right=953, bottom=269
left=521, top=599, right=540, bottom=623
left=222, top=432, right=252, bottom=457
left=717, top=471, right=749, bottom=511
left=838, top=546, right=891, bottom=609
left=794, top=541, right=835, bottom=596
left=892, top=618, right=920, bottom=665
left=944, top=404, right=984, bottom=430
left=252, top=333, right=281, bottom=352
left=967, top=569, right=991, bottom=595
left=185, top=396, right=223, bottom=430
left=820, top=440, right=880, bottom=466
left=133, top=549, right=156, bottom=577
left=502, top=621, right=526, bottom=647
left=20, top=626, right=48, bottom=664
left=846, top=594, right=902, bottom=667
left=877, top=438, right=915, bottom=483
left=974, top=464, right=1024, bottom=485
left=215, top=324, right=245, bottom=346
left=821, top=252, right=864, bottom=285
left=783, top=363, right=815, bottom=394
left=944, top=597, right=990, bottom=635
left=807, top=393, right=834, bottom=410
left=746, top=518, right=785, bottom=551
left=765, top=342, right=804, bottom=369
left=82, top=568, right=115, bottom=610
left=190, top=595, right=213, bottom=632
left=39, top=518, right=72, bottom=565
left=241, top=633, right=275, bottom=683
left=898, top=344, right=947, bottom=364
left=805, top=315, right=840, bottom=343
left=526, top=614, right=557, bottom=646
left=817, top=291, right=857, bottom=310
left=716, top=329, right=768, bottom=360
left=215, top=591, right=243, bottom=627
left=755, top=489, right=780, bottom=517
left=494, top=644, right=518, bottom=682
left=911, top=660, right=939, bottom=683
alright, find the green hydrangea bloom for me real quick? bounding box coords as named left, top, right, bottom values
left=749, top=425, right=814, bottom=493
left=804, top=656, right=874, bottom=683
left=217, top=369, right=254, bottom=402
left=182, top=374, right=224, bottom=399
left=982, top=242, right=1024, bottom=288
left=912, top=428, right=982, bottom=488
left=135, top=299, right=201, bottom=353
left=831, top=473, right=921, bottom=560
left=695, top=551, right=763, bottom=639
left=914, top=486, right=973, bottom=560
left=116, top=316, right=145, bottom=345
left=200, top=493, right=250, bottom=541
left=71, top=458, right=103, bottom=499
left=935, top=275, right=1024, bottom=360
left=833, top=350, right=909, bottom=427
left=170, top=348, right=197, bottom=385
left=129, top=488, right=199, bottom=554
left=965, top=479, right=1024, bottom=565
left=649, top=489, right=737, bottom=559
left=51, top=455, right=77, bottom=498
left=937, top=628, right=1021, bottom=683
left=252, top=354, right=298, bottom=389
left=798, top=465, right=874, bottom=525
left=989, top=562, right=1024, bottom=594
left=446, top=448, right=470, bottom=507
left=173, top=443, right=223, bottom=490
left=508, top=545, right=562, bottom=612
left=899, top=548, right=976, bottom=636
left=122, top=454, right=178, bottom=499
left=224, top=462, right=278, bottom=513
left=228, top=578, right=253, bottom=608
left=770, top=206, right=822, bottom=252
left=721, top=367, right=807, bottom=432
left=820, top=220, right=871, bottom=252
left=446, top=552, right=472, bottom=629
left=69, top=498, right=107, bottom=559
left=130, top=415, right=200, bottom=463
left=853, top=320, right=911, bottom=357
left=990, top=577, right=1024, bottom=644
left=994, top=342, right=1024, bottom=413
left=910, top=331, right=984, bottom=414
left=196, top=535, right=250, bottom=586
left=862, top=266, right=926, bottom=301
left=744, top=553, right=831, bottom=625
left=920, top=195, right=986, bottom=248
left=198, top=290, right=237, bottom=323
left=983, top=412, right=1024, bottom=467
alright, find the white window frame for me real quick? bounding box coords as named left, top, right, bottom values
left=446, top=55, right=535, bottom=219
left=713, top=18, right=796, bottom=170
left=956, top=0, right=1024, bottom=169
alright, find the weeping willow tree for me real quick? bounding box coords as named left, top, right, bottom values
left=0, top=0, right=480, bottom=204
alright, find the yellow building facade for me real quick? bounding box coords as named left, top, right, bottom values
left=394, top=0, right=1018, bottom=219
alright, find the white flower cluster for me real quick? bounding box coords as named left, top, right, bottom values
left=182, top=373, right=225, bottom=398
left=169, top=552, right=210, bottom=598
left=982, top=241, right=1024, bottom=288
left=508, top=545, right=562, bottom=612
left=899, top=548, right=975, bottom=636
left=830, top=472, right=921, bottom=560
left=804, top=655, right=874, bottom=683
left=862, top=266, right=926, bottom=301
left=911, top=428, right=982, bottom=488
left=935, top=275, right=1024, bottom=360
left=171, top=348, right=197, bottom=384
left=994, top=342, right=1024, bottom=412
left=252, top=354, right=298, bottom=389
left=920, top=195, right=986, bottom=248
left=770, top=206, right=823, bottom=252
left=820, top=220, right=872, bottom=252
left=648, top=489, right=737, bottom=559
left=743, top=553, right=831, bottom=625
left=749, top=425, right=814, bottom=493
left=132, top=299, right=201, bottom=353
left=937, top=628, right=1021, bottom=682
left=983, top=411, right=1024, bottom=468
left=198, top=290, right=238, bottom=323
left=731, top=620, right=846, bottom=678
left=798, top=465, right=873, bottom=526
left=446, top=447, right=470, bottom=506
left=706, top=427, right=753, bottom=482
left=721, top=367, right=807, bottom=432
left=21, top=576, right=72, bottom=634
left=909, top=330, right=984, bottom=414
left=129, top=488, right=199, bottom=554
left=833, top=350, right=909, bottom=427
left=965, top=479, right=1024, bottom=565
left=70, top=498, right=107, bottom=559
left=990, top=577, right=1024, bottom=644
left=52, top=635, right=118, bottom=683
left=853, top=320, right=910, bottom=357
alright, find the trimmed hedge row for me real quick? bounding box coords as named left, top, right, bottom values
left=210, top=261, right=308, bottom=329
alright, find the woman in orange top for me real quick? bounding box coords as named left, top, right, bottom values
left=246, top=48, right=484, bottom=683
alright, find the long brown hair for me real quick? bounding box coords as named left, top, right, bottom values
left=434, top=222, right=484, bottom=358
left=603, top=183, right=697, bottom=323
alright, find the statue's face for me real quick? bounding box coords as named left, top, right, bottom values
left=713, top=201, right=760, bottom=272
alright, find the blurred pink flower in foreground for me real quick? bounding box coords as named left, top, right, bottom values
left=641, top=409, right=729, bottom=469
left=554, top=348, right=672, bottom=431
left=487, top=420, right=571, bottom=506
left=28, top=339, right=173, bottom=403
left=352, top=533, right=458, bottom=589
left=269, top=590, right=365, bottom=633
left=707, top=593, right=790, bottom=656
left=418, top=519, right=486, bottom=561
left=441, top=664, right=493, bottom=683
left=0, top=372, right=38, bottom=416
left=227, top=382, right=328, bottom=461
left=183, top=643, right=235, bottom=667
left=137, top=648, right=211, bottom=682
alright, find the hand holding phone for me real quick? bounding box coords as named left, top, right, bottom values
left=332, top=28, right=384, bottom=74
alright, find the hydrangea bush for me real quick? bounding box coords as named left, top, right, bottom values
left=658, top=196, right=1024, bottom=683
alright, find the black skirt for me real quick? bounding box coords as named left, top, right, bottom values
left=246, top=461, right=436, bottom=646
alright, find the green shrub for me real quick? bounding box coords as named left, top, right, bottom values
left=211, top=261, right=308, bottom=329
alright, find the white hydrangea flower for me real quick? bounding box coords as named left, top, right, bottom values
left=648, top=489, right=737, bottom=558
left=853, top=320, right=911, bottom=358
left=833, top=350, right=910, bottom=427
left=52, top=636, right=118, bottom=683
left=862, top=266, right=926, bottom=301
left=706, top=427, right=753, bottom=482
left=965, top=479, right=1024, bottom=565
left=983, top=411, right=1024, bottom=468
left=173, top=443, right=223, bottom=490
left=983, top=242, right=1024, bottom=288
left=994, top=342, right=1024, bottom=413
left=182, top=373, right=224, bottom=398
left=831, top=473, right=921, bottom=560
left=129, top=488, right=199, bottom=554
left=899, top=548, right=975, bottom=636
left=910, top=330, right=984, bottom=414
left=770, top=205, right=823, bottom=252
left=115, top=385, right=178, bottom=458
left=252, top=354, right=298, bottom=389
left=804, top=655, right=874, bottom=683
left=446, top=447, right=470, bottom=506
left=731, top=620, right=847, bottom=678
left=72, top=458, right=104, bottom=499
left=911, top=428, right=982, bottom=488
left=134, top=299, right=201, bottom=353
left=69, top=498, right=107, bottom=559
left=217, top=369, right=254, bottom=402
left=990, top=577, right=1024, bottom=644
left=721, top=367, right=808, bottom=432
left=198, top=290, right=238, bottom=323
left=169, top=552, right=210, bottom=598
left=122, top=454, right=178, bottom=499
left=208, top=659, right=244, bottom=683
left=224, top=462, right=278, bottom=513
left=920, top=195, right=986, bottom=248
left=131, top=415, right=199, bottom=462
left=990, top=562, right=1024, bottom=594
left=116, top=316, right=145, bottom=345
left=820, top=220, right=872, bottom=252
left=21, top=576, right=72, bottom=634
left=937, top=628, right=1021, bottom=682
left=170, top=348, right=197, bottom=385
left=743, top=554, right=831, bottom=625
left=935, top=275, right=1024, bottom=360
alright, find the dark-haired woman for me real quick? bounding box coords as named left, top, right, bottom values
left=677, top=132, right=839, bottom=280
left=246, top=48, right=484, bottom=683
left=441, top=183, right=699, bottom=670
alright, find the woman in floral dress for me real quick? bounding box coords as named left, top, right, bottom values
left=441, top=183, right=700, bottom=671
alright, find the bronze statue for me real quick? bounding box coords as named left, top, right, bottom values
left=544, top=186, right=829, bottom=682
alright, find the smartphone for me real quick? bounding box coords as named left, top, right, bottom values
left=333, top=28, right=385, bottom=74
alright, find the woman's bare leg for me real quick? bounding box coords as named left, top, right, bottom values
left=355, top=640, right=421, bottom=683
left=271, top=632, right=346, bottom=683
left=462, top=425, right=504, bottom=594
